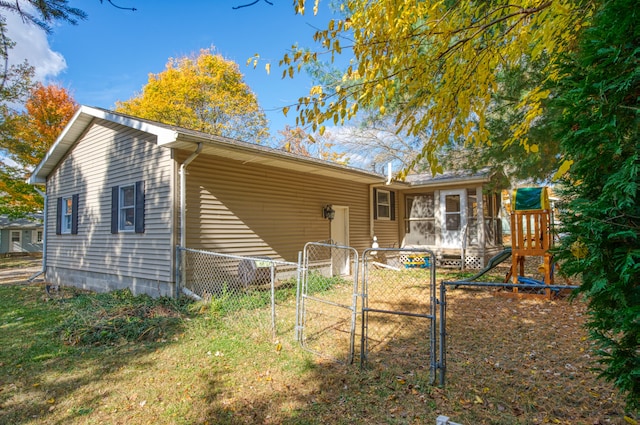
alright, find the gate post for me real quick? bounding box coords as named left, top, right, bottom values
left=175, top=246, right=183, bottom=297
left=295, top=251, right=303, bottom=342
left=438, top=281, right=447, bottom=386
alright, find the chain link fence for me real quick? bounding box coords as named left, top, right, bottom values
left=361, top=247, right=437, bottom=383
left=176, top=244, right=439, bottom=380
left=176, top=247, right=300, bottom=339
left=297, top=241, right=359, bottom=364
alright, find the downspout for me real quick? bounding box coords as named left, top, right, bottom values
left=180, top=143, right=202, bottom=248
left=28, top=187, right=47, bottom=281
left=178, top=143, right=203, bottom=296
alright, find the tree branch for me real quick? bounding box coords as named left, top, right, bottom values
left=102, top=1, right=137, bottom=11
left=232, top=0, right=274, bottom=10
left=437, top=3, right=552, bottom=61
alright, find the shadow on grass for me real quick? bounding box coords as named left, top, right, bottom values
left=194, top=284, right=629, bottom=425
left=0, top=283, right=189, bottom=425
left=0, top=278, right=631, bottom=425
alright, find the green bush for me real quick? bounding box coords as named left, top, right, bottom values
left=551, top=0, right=639, bottom=411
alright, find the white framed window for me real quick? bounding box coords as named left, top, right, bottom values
left=33, top=230, right=43, bottom=243
left=111, top=181, right=145, bottom=234
left=119, top=184, right=136, bottom=232
left=376, top=189, right=391, bottom=220
left=62, top=197, right=73, bottom=233
left=56, top=194, right=79, bottom=235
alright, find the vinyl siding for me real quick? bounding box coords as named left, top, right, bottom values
left=182, top=152, right=373, bottom=262
left=45, top=120, right=175, bottom=285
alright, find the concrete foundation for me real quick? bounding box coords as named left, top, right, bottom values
left=46, top=266, right=175, bottom=298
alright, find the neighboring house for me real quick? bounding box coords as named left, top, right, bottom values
left=0, top=214, right=44, bottom=255
left=28, top=106, right=507, bottom=297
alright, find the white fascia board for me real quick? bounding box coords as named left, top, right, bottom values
left=28, top=106, right=85, bottom=185
left=27, top=105, right=178, bottom=185
left=87, top=106, right=179, bottom=145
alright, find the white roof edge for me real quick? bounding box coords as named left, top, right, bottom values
left=83, top=106, right=179, bottom=145
left=28, top=105, right=179, bottom=185
left=405, top=175, right=490, bottom=189
left=28, top=106, right=85, bottom=185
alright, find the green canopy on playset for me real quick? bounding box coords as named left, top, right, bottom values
left=512, top=187, right=550, bottom=211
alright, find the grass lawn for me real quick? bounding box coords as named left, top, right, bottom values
left=0, top=256, right=40, bottom=270
left=0, top=262, right=634, bottom=425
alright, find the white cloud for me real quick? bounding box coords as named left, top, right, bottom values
left=4, top=11, right=66, bottom=82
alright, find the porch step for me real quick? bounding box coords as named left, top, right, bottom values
left=437, top=255, right=463, bottom=268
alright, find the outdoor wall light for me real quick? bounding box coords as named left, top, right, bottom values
left=322, top=204, right=335, bottom=221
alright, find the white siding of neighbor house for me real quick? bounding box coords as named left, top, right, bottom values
left=180, top=151, right=373, bottom=262
left=44, top=119, right=175, bottom=295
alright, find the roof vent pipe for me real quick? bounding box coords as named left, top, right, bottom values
left=386, top=163, right=392, bottom=185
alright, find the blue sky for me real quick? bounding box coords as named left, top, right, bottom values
left=6, top=0, right=339, bottom=137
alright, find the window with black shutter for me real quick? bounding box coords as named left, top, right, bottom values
left=111, top=181, right=145, bottom=234
left=374, top=188, right=395, bottom=221
left=56, top=194, right=79, bottom=235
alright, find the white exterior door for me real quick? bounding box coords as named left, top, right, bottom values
left=440, top=190, right=467, bottom=249
left=10, top=230, right=21, bottom=252
left=330, top=206, right=350, bottom=275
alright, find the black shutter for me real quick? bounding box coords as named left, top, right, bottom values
left=390, top=191, right=396, bottom=221
left=71, top=194, right=79, bottom=234
left=111, top=186, right=119, bottom=234
left=56, top=197, right=62, bottom=235
left=135, top=180, right=145, bottom=233
left=373, top=188, right=378, bottom=220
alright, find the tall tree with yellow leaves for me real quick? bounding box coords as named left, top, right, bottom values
left=116, top=48, right=269, bottom=144
left=277, top=0, right=594, bottom=176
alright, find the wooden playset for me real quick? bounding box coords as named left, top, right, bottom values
left=501, top=187, right=556, bottom=299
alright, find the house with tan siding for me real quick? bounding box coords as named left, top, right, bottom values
left=29, top=106, right=506, bottom=297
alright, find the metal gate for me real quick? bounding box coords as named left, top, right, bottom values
left=361, top=247, right=438, bottom=383
left=297, top=241, right=359, bottom=363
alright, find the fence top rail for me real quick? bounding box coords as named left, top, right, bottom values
left=363, top=247, right=436, bottom=255
left=303, top=241, right=357, bottom=251
left=177, top=246, right=298, bottom=267
left=442, top=280, right=580, bottom=291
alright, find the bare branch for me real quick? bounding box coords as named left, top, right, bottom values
left=232, top=0, right=273, bottom=10
left=101, top=1, right=137, bottom=12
